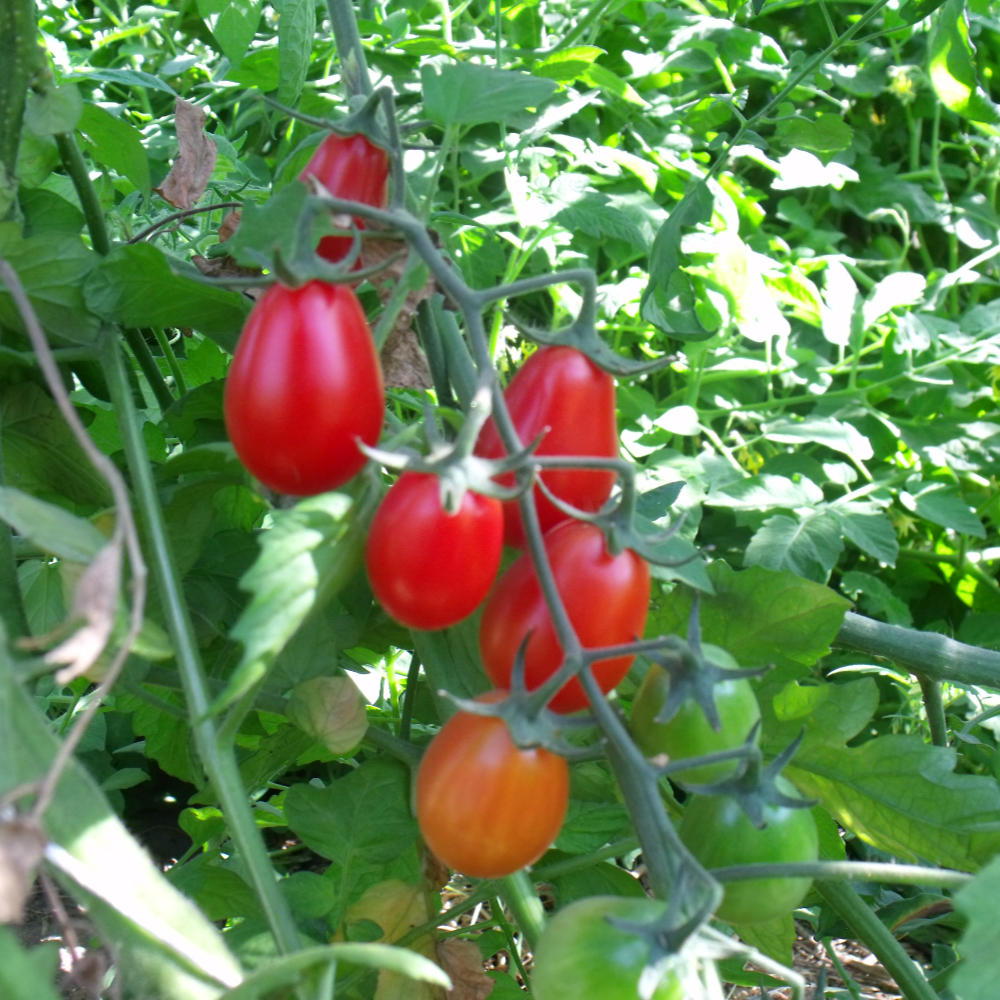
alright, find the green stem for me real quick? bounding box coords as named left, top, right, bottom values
left=123, top=327, right=176, bottom=411
left=0, top=0, right=41, bottom=197
left=0, top=414, right=30, bottom=641
left=532, top=838, right=640, bottom=881
left=498, top=871, right=546, bottom=950
left=547, top=0, right=616, bottom=53
left=490, top=895, right=530, bottom=984
left=54, top=132, right=111, bottom=256
left=712, top=860, right=969, bottom=888
left=325, top=0, right=373, bottom=97
left=152, top=327, right=187, bottom=396
left=836, top=611, right=1000, bottom=690
left=96, top=329, right=301, bottom=956
left=816, top=882, right=938, bottom=1000
left=917, top=674, right=949, bottom=747
left=398, top=653, right=420, bottom=742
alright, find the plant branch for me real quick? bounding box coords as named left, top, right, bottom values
left=122, top=327, right=176, bottom=411
left=127, top=202, right=242, bottom=244
left=917, top=674, right=949, bottom=747
left=0, top=0, right=42, bottom=197
left=326, top=0, right=374, bottom=98
left=816, top=881, right=938, bottom=1000
left=55, top=132, right=111, bottom=256
left=712, top=860, right=970, bottom=888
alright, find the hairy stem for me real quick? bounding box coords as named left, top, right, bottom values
left=917, top=674, right=949, bottom=747
left=0, top=0, right=41, bottom=191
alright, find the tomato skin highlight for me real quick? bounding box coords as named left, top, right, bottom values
left=475, top=345, right=618, bottom=548
left=224, top=281, right=385, bottom=496
left=531, top=896, right=686, bottom=1000
left=299, top=132, right=389, bottom=264
left=679, top=779, right=819, bottom=925
left=630, top=651, right=761, bottom=783
left=479, top=520, right=651, bottom=714
left=365, top=472, right=504, bottom=630
left=415, top=692, right=569, bottom=879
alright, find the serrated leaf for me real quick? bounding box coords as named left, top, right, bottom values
left=900, top=481, right=985, bottom=538
left=555, top=801, right=633, bottom=855
left=789, top=736, right=1000, bottom=872
left=745, top=510, right=845, bottom=583
left=412, top=612, right=492, bottom=722
left=760, top=677, right=879, bottom=754
left=706, top=473, right=824, bottom=510
left=78, top=103, right=150, bottom=197
left=645, top=562, right=850, bottom=682
left=83, top=243, right=251, bottom=353
left=421, top=62, right=557, bottom=127
left=840, top=570, right=912, bottom=627
left=764, top=415, right=874, bottom=463
left=197, top=0, right=262, bottom=67
left=833, top=508, right=899, bottom=566
left=226, top=180, right=310, bottom=268
left=0, top=487, right=107, bottom=562
left=862, top=271, right=926, bottom=330
left=222, top=492, right=364, bottom=712
left=533, top=46, right=606, bottom=82
left=0, top=222, right=100, bottom=344
left=276, top=0, right=315, bottom=106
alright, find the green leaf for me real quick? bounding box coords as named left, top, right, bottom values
left=280, top=871, right=336, bottom=919
left=19, top=188, right=85, bottom=236
left=862, top=271, right=926, bottom=330
left=952, top=856, right=1000, bottom=1000
left=421, top=62, right=557, bottom=127
left=555, top=801, right=633, bottom=854
left=226, top=180, right=311, bottom=269
left=221, top=491, right=364, bottom=712
left=707, top=473, right=824, bottom=511
left=18, top=560, right=66, bottom=635
left=641, top=181, right=717, bottom=339
left=101, top=767, right=151, bottom=791
left=23, top=84, right=83, bottom=136
left=71, top=67, right=178, bottom=96
left=733, top=914, right=795, bottom=966
left=83, top=243, right=252, bottom=353
left=78, top=103, right=151, bottom=197
left=217, top=944, right=451, bottom=1000
left=898, top=0, right=948, bottom=24
left=832, top=508, right=899, bottom=566
left=840, top=570, right=912, bottom=627
left=764, top=415, right=873, bottom=463
left=644, top=562, right=851, bottom=681
left=284, top=758, right=420, bottom=916
left=0, top=648, right=242, bottom=998
left=1, top=383, right=113, bottom=510
left=179, top=806, right=227, bottom=846
left=168, top=853, right=262, bottom=921
left=929, top=0, right=1000, bottom=123
left=745, top=510, right=845, bottom=583
left=789, top=736, right=1000, bottom=872
left=276, top=0, right=315, bottom=107
left=0, top=931, right=60, bottom=1000
left=901, top=481, right=986, bottom=538
left=226, top=46, right=280, bottom=91
left=0, top=222, right=100, bottom=344
left=0, top=486, right=107, bottom=562
left=582, top=64, right=649, bottom=107
left=545, top=853, right=645, bottom=907
left=776, top=113, right=853, bottom=153
left=125, top=687, right=199, bottom=784
left=532, top=46, right=605, bottom=82
left=412, top=612, right=492, bottom=722
left=197, top=0, right=262, bottom=67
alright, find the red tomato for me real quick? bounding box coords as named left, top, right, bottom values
left=224, top=281, right=385, bottom=496
left=299, top=132, right=389, bottom=264
left=475, top=346, right=618, bottom=548
left=365, top=472, right=504, bottom=630
left=479, top=520, right=650, bottom=713
left=416, top=691, right=569, bottom=879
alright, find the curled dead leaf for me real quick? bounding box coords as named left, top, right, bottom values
left=437, top=938, right=494, bottom=1000
left=191, top=253, right=265, bottom=302
left=0, top=818, right=45, bottom=924
left=46, top=541, right=122, bottom=685
left=218, top=209, right=241, bottom=243
left=154, top=99, right=218, bottom=210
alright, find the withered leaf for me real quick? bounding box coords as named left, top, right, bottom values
left=155, top=99, right=218, bottom=210
left=438, top=938, right=494, bottom=1000
left=218, top=209, right=242, bottom=243
left=0, top=818, right=46, bottom=924
left=47, top=540, right=122, bottom=685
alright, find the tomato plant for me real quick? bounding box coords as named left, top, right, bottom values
left=678, top=780, right=819, bottom=925
left=479, top=520, right=651, bottom=713
left=415, top=692, right=569, bottom=879
left=475, top=345, right=618, bottom=547
left=531, top=895, right=687, bottom=1000
left=365, top=472, right=503, bottom=630
left=224, top=280, right=385, bottom=496
left=630, top=649, right=761, bottom=783
left=299, top=132, right=389, bottom=263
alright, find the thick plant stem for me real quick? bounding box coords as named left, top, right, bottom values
left=55, top=132, right=111, bottom=255
left=96, top=329, right=301, bottom=956
left=917, top=674, right=949, bottom=747
left=816, top=882, right=938, bottom=1000
left=0, top=0, right=41, bottom=190
left=326, top=0, right=373, bottom=97
left=836, top=611, right=1000, bottom=689
left=498, top=871, right=546, bottom=950
left=123, top=327, right=176, bottom=411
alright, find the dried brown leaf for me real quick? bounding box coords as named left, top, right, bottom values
left=154, top=100, right=218, bottom=210
left=191, top=254, right=265, bottom=302
left=70, top=951, right=108, bottom=999
left=438, top=938, right=494, bottom=1000
left=218, top=209, right=241, bottom=243
left=0, top=819, right=45, bottom=924
left=47, top=541, right=122, bottom=684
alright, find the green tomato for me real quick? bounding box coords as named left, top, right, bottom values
left=531, top=896, right=688, bottom=1000
left=630, top=645, right=761, bottom=783
left=678, top=778, right=819, bottom=926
